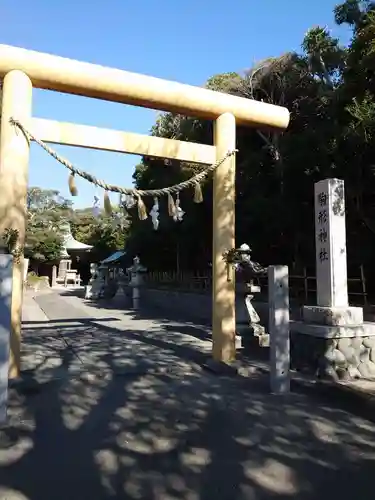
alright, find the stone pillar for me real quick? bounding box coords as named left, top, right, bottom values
left=51, top=265, right=57, bottom=287
left=23, top=258, right=29, bottom=284
left=0, top=254, right=13, bottom=424
left=269, top=265, right=290, bottom=394
left=303, top=179, right=362, bottom=325
left=290, top=178, right=375, bottom=380
left=315, top=178, right=348, bottom=307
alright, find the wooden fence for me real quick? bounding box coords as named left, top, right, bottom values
left=143, top=265, right=369, bottom=306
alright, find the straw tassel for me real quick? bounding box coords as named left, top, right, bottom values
left=103, top=191, right=112, bottom=216
left=137, top=195, right=148, bottom=220
left=193, top=181, right=203, bottom=203
left=68, top=173, right=78, bottom=196
left=167, top=192, right=176, bottom=217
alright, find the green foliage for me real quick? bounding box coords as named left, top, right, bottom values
left=29, top=234, right=63, bottom=263
left=3, top=228, right=19, bottom=253
left=302, top=26, right=345, bottom=85
left=205, top=72, right=242, bottom=92
left=72, top=206, right=129, bottom=261
left=25, top=187, right=70, bottom=262
left=2, top=228, right=22, bottom=263
left=334, top=0, right=373, bottom=27
left=26, top=271, right=45, bottom=285
left=24, top=188, right=129, bottom=264
left=347, top=91, right=375, bottom=140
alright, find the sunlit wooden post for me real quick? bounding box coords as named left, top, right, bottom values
left=212, top=112, right=236, bottom=362
left=0, top=70, right=32, bottom=379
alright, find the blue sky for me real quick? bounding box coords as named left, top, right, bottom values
left=1, top=0, right=351, bottom=208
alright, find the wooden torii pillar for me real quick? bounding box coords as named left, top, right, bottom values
left=0, top=45, right=289, bottom=378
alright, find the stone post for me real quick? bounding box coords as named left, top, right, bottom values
left=51, top=265, right=57, bottom=288
left=303, top=178, right=362, bottom=325
left=23, top=258, right=29, bottom=284
left=315, top=178, right=348, bottom=307
left=0, top=254, right=13, bottom=424
left=268, top=265, right=290, bottom=394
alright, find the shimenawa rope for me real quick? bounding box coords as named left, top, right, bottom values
left=10, top=118, right=237, bottom=199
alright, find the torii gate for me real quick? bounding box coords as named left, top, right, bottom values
left=0, top=45, right=289, bottom=379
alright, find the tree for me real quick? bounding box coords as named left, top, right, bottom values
left=72, top=203, right=129, bottom=261
left=24, top=186, right=130, bottom=271
left=25, top=187, right=71, bottom=264
left=129, top=53, right=336, bottom=269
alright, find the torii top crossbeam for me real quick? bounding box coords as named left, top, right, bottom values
left=0, top=44, right=289, bottom=130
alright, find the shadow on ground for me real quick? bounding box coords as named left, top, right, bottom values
left=58, top=287, right=213, bottom=330
left=1, top=311, right=375, bottom=499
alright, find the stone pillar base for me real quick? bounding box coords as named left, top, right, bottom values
left=302, top=305, right=363, bottom=326
left=290, top=321, right=375, bottom=380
